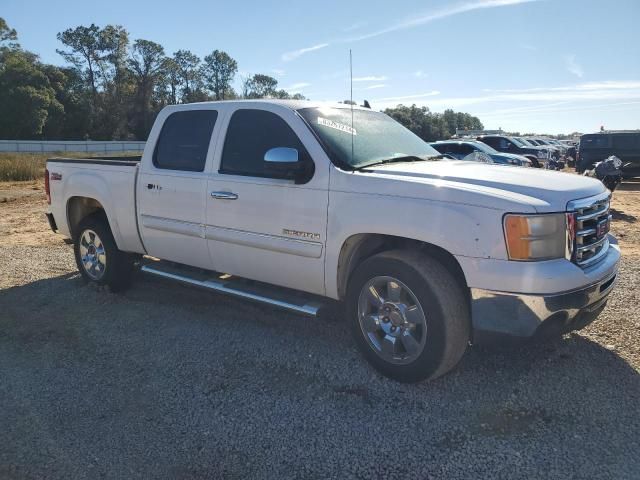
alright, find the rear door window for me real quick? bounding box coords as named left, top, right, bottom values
left=153, top=110, right=218, bottom=172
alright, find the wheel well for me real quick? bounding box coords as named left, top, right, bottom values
left=67, top=197, right=105, bottom=240
left=337, top=234, right=469, bottom=301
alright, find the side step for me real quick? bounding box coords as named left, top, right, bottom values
left=140, top=260, right=326, bottom=317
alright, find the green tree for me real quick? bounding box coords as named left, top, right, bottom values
left=0, top=17, right=18, bottom=46
left=202, top=50, right=237, bottom=100
left=384, top=104, right=483, bottom=141
left=56, top=24, right=103, bottom=102
left=0, top=49, right=63, bottom=138
left=173, top=49, right=201, bottom=102
left=98, top=25, right=131, bottom=138
left=244, top=73, right=278, bottom=98
left=158, top=57, right=181, bottom=105
left=129, top=39, right=165, bottom=138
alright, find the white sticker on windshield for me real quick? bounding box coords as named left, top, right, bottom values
left=317, top=117, right=357, bottom=136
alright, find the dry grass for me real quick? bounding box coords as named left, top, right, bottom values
left=0, top=151, right=142, bottom=182
left=0, top=153, right=48, bottom=182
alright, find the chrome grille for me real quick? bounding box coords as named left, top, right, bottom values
left=569, top=193, right=611, bottom=268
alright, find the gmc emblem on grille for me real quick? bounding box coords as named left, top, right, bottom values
left=596, top=217, right=610, bottom=239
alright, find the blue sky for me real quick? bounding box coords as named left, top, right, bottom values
left=4, top=0, right=640, bottom=134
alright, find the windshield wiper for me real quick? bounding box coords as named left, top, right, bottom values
left=354, top=154, right=447, bottom=171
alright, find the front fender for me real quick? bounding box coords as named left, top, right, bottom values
left=325, top=191, right=507, bottom=299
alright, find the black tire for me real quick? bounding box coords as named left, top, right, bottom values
left=524, top=155, right=541, bottom=168
left=346, top=250, right=470, bottom=383
left=74, top=213, right=134, bottom=292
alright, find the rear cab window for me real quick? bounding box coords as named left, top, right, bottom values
left=153, top=110, right=218, bottom=171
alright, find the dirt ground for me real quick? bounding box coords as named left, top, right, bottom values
left=1, top=176, right=639, bottom=479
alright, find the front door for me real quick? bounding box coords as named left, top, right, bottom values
left=138, top=108, right=219, bottom=269
left=205, top=107, right=329, bottom=295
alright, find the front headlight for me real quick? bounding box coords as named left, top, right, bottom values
left=503, top=213, right=566, bottom=260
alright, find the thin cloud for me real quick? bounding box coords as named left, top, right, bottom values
left=343, top=21, right=367, bottom=32
left=284, top=82, right=311, bottom=92
left=414, top=70, right=428, bottom=78
left=281, top=0, right=539, bottom=61
left=364, top=84, right=387, bottom=90
left=281, top=43, right=329, bottom=62
left=565, top=54, right=584, bottom=78
left=375, top=81, right=640, bottom=110
left=353, top=76, right=388, bottom=82
left=347, top=0, right=541, bottom=42
left=477, top=101, right=640, bottom=119
left=373, top=90, right=441, bottom=102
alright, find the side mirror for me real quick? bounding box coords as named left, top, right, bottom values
left=264, top=147, right=314, bottom=184
left=264, top=147, right=299, bottom=164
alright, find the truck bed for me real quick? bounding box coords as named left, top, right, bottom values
left=48, top=155, right=142, bottom=166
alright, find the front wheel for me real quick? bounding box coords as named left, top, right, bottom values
left=346, top=250, right=470, bottom=383
left=74, top=213, right=134, bottom=292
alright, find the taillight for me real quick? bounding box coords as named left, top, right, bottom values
left=45, top=168, right=51, bottom=204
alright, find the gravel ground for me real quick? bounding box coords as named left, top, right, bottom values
left=0, top=184, right=639, bottom=479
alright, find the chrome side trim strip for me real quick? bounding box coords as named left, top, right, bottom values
left=140, top=214, right=204, bottom=239
left=141, top=265, right=322, bottom=317
left=205, top=225, right=323, bottom=259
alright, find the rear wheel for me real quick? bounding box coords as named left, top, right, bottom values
left=74, top=214, right=134, bottom=292
left=347, top=250, right=470, bottom=383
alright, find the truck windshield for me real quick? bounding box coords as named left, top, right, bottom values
left=297, top=107, right=440, bottom=169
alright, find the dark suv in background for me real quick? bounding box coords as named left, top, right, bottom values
left=476, top=135, right=550, bottom=167
left=577, top=131, right=640, bottom=177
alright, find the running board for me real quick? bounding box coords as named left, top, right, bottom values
left=140, top=261, right=325, bottom=317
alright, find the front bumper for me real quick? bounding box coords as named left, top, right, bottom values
left=470, top=266, right=618, bottom=345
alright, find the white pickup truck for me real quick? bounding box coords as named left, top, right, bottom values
left=45, top=100, right=620, bottom=382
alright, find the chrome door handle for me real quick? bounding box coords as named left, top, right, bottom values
left=211, top=191, right=238, bottom=200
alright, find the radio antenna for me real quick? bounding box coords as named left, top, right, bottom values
left=350, top=49, right=354, bottom=166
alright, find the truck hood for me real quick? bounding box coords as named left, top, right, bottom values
left=357, top=160, right=605, bottom=212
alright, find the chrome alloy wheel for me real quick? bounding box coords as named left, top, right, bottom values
left=79, top=229, right=107, bottom=280
left=357, top=276, right=428, bottom=365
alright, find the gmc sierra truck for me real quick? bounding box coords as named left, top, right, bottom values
left=45, top=100, right=620, bottom=383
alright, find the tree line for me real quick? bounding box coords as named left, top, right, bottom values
left=383, top=104, right=483, bottom=142
left=0, top=17, right=483, bottom=142
left=0, top=18, right=305, bottom=141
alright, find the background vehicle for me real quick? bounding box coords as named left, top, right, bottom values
left=45, top=100, right=620, bottom=383
left=524, top=138, right=562, bottom=159
left=584, top=155, right=628, bottom=192
left=430, top=140, right=531, bottom=166
left=577, top=131, right=640, bottom=177
left=475, top=135, right=549, bottom=167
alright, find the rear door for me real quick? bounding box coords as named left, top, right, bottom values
left=205, top=106, right=329, bottom=295
left=137, top=108, right=221, bottom=269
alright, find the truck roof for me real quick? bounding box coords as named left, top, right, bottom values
left=175, top=99, right=372, bottom=112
